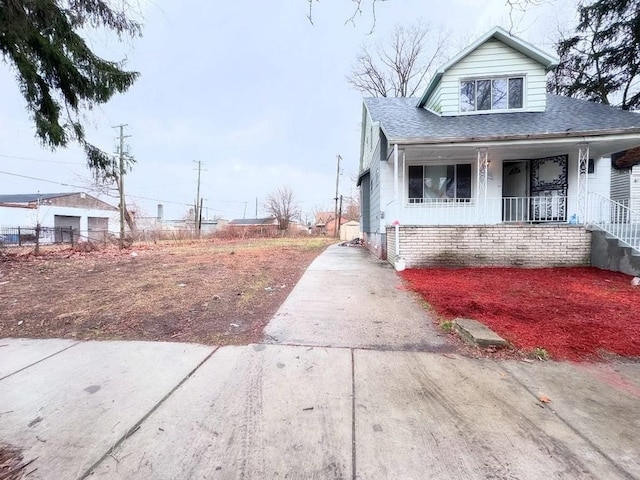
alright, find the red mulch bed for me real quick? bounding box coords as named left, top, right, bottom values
left=400, top=267, right=640, bottom=361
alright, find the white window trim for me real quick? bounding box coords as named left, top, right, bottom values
left=406, top=162, right=474, bottom=205
left=458, top=74, right=527, bottom=114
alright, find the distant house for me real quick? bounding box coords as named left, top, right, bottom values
left=0, top=192, right=119, bottom=243
left=340, top=220, right=361, bottom=241
left=227, top=217, right=279, bottom=236
left=314, top=212, right=349, bottom=236
left=228, top=217, right=278, bottom=227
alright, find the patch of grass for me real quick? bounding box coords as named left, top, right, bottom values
left=440, top=320, right=454, bottom=332
left=533, top=347, right=550, bottom=361
left=420, top=300, right=432, bottom=310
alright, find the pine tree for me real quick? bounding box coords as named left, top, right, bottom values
left=0, top=0, right=141, bottom=173
left=549, top=0, right=640, bottom=110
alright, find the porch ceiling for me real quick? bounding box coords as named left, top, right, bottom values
left=397, top=134, right=640, bottom=163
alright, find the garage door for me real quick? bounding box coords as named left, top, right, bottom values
left=88, top=217, right=108, bottom=243
left=54, top=215, right=81, bottom=243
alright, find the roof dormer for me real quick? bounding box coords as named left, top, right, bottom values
left=417, top=26, right=558, bottom=116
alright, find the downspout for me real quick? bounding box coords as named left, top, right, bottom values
left=393, top=144, right=405, bottom=270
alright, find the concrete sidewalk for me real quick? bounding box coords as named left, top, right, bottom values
left=1, top=245, right=640, bottom=479
left=265, top=244, right=451, bottom=351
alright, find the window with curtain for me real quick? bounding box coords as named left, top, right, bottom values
left=408, top=164, right=472, bottom=203
left=460, top=76, right=524, bottom=112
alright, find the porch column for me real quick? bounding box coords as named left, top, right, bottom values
left=393, top=144, right=400, bottom=258
left=476, top=147, right=489, bottom=223
left=576, top=143, right=589, bottom=223
left=401, top=150, right=406, bottom=213
left=393, top=144, right=399, bottom=206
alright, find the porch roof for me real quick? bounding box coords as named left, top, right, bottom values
left=365, top=95, right=640, bottom=152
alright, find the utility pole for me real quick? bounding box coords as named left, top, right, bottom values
left=243, top=201, right=248, bottom=219
left=114, top=124, right=130, bottom=249
left=334, top=154, right=342, bottom=237
left=255, top=197, right=258, bottom=218
left=338, top=194, right=344, bottom=239
left=193, top=160, right=203, bottom=238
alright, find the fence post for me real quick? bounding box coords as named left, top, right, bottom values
left=18, top=226, right=21, bottom=246
left=35, top=224, right=41, bottom=255
left=70, top=227, right=74, bottom=246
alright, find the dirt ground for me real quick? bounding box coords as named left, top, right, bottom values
left=0, top=237, right=334, bottom=345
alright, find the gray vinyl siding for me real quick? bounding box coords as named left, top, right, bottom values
left=610, top=167, right=630, bottom=204
left=369, top=157, right=381, bottom=234
left=360, top=172, right=371, bottom=233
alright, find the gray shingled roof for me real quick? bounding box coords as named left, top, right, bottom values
left=0, top=193, right=76, bottom=203
left=228, top=217, right=277, bottom=225
left=365, top=95, right=640, bottom=142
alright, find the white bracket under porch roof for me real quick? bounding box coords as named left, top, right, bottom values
left=476, top=147, right=489, bottom=222
left=576, top=143, right=589, bottom=223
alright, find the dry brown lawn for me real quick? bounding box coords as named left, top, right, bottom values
left=0, top=237, right=334, bottom=345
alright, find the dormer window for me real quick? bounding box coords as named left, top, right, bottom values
left=460, top=76, right=524, bottom=112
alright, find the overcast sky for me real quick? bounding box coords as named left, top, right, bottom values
left=0, top=0, right=576, bottom=222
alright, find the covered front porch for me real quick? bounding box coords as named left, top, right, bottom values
left=384, top=134, right=640, bottom=227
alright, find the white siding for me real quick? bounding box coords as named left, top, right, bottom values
left=611, top=168, right=630, bottom=203
left=429, top=39, right=548, bottom=116
left=587, top=156, right=611, bottom=199
left=0, top=205, right=120, bottom=239
left=360, top=106, right=380, bottom=172
left=0, top=206, right=36, bottom=227
left=631, top=164, right=640, bottom=211
left=425, top=84, right=443, bottom=113
left=379, top=154, right=395, bottom=232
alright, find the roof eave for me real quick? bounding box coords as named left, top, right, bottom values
left=356, top=167, right=371, bottom=186
left=388, top=127, right=640, bottom=146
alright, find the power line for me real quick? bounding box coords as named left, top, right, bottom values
left=0, top=169, right=250, bottom=213
left=0, top=169, right=89, bottom=190
left=0, top=153, right=84, bottom=166
left=0, top=169, right=193, bottom=208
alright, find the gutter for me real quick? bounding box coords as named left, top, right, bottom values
left=0, top=203, right=37, bottom=209
left=388, top=128, right=640, bottom=146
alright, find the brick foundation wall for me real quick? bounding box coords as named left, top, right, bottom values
left=386, top=225, right=591, bottom=268
left=364, top=232, right=387, bottom=260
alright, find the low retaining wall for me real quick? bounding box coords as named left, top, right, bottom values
left=363, top=232, right=387, bottom=260
left=591, top=230, right=640, bottom=276
left=386, top=225, right=591, bottom=268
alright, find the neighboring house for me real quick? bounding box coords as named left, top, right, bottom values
left=610, top=147, right=640, bottom=212
left=358, top=26, right=640, bottom=269
left=228, top=217, right=278, bottom=227
left=225, top=217, right=279, bottom=236
left=340, top=220, right=361, bottom=241
left=314, top=212, right=348, bottom=236
left=0, top=192, right=119, bottom=243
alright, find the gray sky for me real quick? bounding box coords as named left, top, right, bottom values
left=0, top=0, right=576, bottom=222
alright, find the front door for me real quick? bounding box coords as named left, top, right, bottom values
left=531, top=155, right=568, bottom=221
left=503, top=161, right=529, bottom=221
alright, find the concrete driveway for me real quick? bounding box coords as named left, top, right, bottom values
left=1, top=245, right=639, bottom=479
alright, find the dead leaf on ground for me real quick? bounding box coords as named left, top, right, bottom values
left=538, top=394, right=552, bottom=403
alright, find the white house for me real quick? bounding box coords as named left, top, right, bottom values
left=0, top=192, right=120, bottom=244
left=358, top=26, right=640, bottom=269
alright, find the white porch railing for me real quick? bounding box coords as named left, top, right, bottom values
left=388, top=196, right=569, bottom=226
left=587, top=192, right=640, bottom=253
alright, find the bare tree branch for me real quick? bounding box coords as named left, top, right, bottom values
left=346, top=21, right=448, bottom=98
left=264, top=186, right=300, bottom=231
